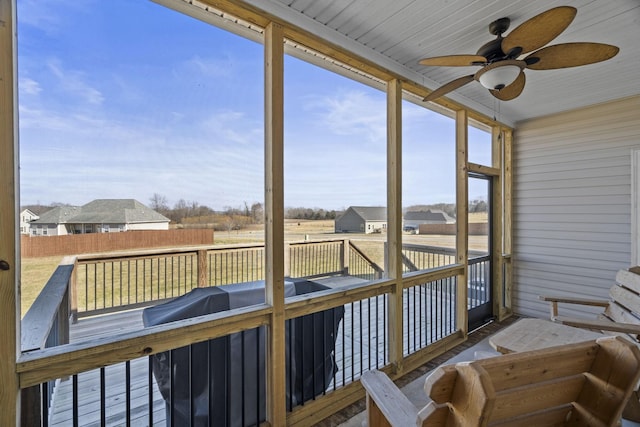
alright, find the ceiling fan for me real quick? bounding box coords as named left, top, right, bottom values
left=419, top=6, right=619, bottom=102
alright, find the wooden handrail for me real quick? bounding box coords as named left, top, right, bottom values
left=21, top=256, right=74, bottom=352
left=17, top=303, right=273, bottom=388
left=349, top=241, right=384, bottom=275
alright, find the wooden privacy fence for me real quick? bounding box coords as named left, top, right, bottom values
left=21, top=229, right=215, bottom=258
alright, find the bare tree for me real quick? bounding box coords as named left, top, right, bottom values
left=250, top=202, right=264, bottom=223
left=149, top=194, right=170, bottom=218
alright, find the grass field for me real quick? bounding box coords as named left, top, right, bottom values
left=20, top=214, right=488, bottom=316
left=21, top=255, right=63, bottom=316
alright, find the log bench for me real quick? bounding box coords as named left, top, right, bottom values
left=361, top=336, right=640, bottom=426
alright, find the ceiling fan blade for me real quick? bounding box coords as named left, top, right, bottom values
left=525, top=42, right=620, bottom=70
left=502, top=6, right=577, bottom=55
left=490, top=71, right=525, bottom=101
left=423, top=75, right=475, bottom=102
left=419, top=55, right=487, bottom=67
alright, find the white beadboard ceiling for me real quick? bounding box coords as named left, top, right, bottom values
left=241, top=0, right=639, bottom=126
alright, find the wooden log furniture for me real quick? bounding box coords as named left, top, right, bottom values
left=539, top=267, right=640, bottom=420
left=488, top=318, right=603, bottom=354
left=540, top=267, right=640, bottom=342
left=539, top=268, right=640, bottom=342
left=361, top=336, right=640, bottom=427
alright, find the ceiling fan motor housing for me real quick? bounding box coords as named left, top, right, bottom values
left=476, top=38, right=505, bottom=62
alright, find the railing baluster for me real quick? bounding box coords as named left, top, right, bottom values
left=41, top=382, right=49, bottom=427
left=241, top=330, right=246, bottom=426
left=73, top=374, right=78, bottom=427
left=169, top=349, right=175, bottom=426
left=100, top=367, right=106, bottom=427
left=126, top=360, right=131, bottom=427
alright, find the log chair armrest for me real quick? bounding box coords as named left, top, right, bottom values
left=360, top=370, right=419, bottom=427
left=539, top=295, right=610, bottom=306
left=554, top=316, right=640, bottom=336
left=539, top=295, right=609, bottom=318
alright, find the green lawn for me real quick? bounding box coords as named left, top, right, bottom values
left=20, top=255, right=62, bottom=317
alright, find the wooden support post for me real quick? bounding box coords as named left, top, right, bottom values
left=264, top=21, right=286, bottom=427
left=456, top=110, right=469, bottom=336
left=0, top=0, right=19, bottom=424
left=491, top=126, right=504, bottom=319
left=70, top=257, right=78, bottom=323
left=341, top=239, right=349, bottom=275
left=197, top=249, right=208, bottom=287
left=283, top=242, right=290, bottom=278
left=387, top=79, right=403, bottom=373
left=502, top=129, right=513, bottom=313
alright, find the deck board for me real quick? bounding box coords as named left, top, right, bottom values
left=49, top=276, right=455, bottom=425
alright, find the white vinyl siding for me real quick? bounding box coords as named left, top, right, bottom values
left=512, top=96, right=640, bottom=319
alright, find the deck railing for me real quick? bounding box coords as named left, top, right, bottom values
left=20, top=256, right=74, bottom=427
left=20, top=240, right=475, bottom=426
left=70, top=239, right=384, bottom=320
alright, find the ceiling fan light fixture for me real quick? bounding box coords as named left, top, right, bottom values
left=478, top=64, right=521, bottom=90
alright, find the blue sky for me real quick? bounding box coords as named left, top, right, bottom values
left=17, top=0, right=490, bottom=211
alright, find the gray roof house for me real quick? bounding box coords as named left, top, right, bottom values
left=30, top=199, right=170, bottom=236
left=335, top=206, right=387, bottom=234
left=403, top=209, right=455, bottom=229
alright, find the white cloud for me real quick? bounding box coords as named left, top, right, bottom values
left=182, top=55, right=234, bottom=79
left=201, top=110, right=262, bottom=146
left=305, top=90, right=387, bottom=144
left=19, top=77, right=42, bottom=95
left=17, top=0, right=97, bottom=34
left=47, top=59, right=104, bottom=105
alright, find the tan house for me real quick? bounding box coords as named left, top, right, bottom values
left=29, top=199, right=170, bottom=236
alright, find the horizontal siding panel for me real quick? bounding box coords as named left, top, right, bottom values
left=513, top=204, right=628, bottom=215
left=512, top=96, right=640, bottom=319
left=515, top=213, right=629, bottom=224
left=515, top=195, right=629, bottom=207
left=517, top=146, right=637, bottom=167
left=515, top=244, right=628, bottom=264
left=516, top=158, right=629, bottom=176
left=514, top=237, right=629, bottom=254
left=515, top=230, right=630, bottom=245
left=516, top=263, right=619, bottom=283
left=515, top=177, right=630, bottom=191
left=513, top=184, right=631, bottom=203
left=514, top=221, right=628, bottom=234
left=515, top=167, right=628, bottom=182
left=523, top=252, right=629, bottom=270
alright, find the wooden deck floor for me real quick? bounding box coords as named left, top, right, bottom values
left=49, top=276, right=454, bottom=426
left=52, top=309, right=165, bottom=427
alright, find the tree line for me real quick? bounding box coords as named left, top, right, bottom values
left=149, top=194, right=340, bottom=231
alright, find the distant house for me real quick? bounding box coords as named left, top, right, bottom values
left=19, top=209, right=39, bottom=235
left=335, top=206, right=387, bottom=234
left=403, top=209, right=455, bottom=231
left=29, top=199, right=170, bottom=236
